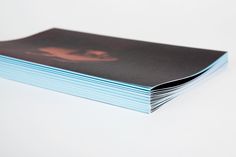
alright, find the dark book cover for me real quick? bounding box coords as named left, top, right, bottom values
left=0, top=28, right=227, bottom=88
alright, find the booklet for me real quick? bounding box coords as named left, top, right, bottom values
left=0, top=28, right=227, bottom=113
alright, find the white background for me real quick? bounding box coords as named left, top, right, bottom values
left=0, top=0, right=236, bottom=157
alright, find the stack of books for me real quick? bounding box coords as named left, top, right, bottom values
left=0, top=28, right=227, bottom=113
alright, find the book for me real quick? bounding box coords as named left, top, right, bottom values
left=0, top=28, right=227, bottom=113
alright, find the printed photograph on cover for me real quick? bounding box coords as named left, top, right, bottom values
left=0, top=28, right=226, bottom=87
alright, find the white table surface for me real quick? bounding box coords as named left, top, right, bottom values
left=0, top=0, right=236, bottom=157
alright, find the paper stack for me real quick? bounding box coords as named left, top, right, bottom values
left=0, top=28, right=227, bottom=113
